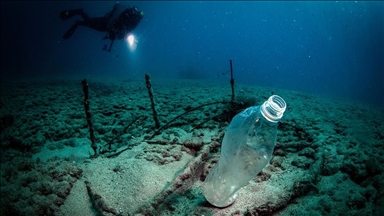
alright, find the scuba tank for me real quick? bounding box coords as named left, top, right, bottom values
left=106, top=3, right=143, bottom=40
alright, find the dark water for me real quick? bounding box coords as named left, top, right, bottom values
left=1, top=1, right=383, bottom=106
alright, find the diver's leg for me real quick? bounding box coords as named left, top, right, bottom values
left=87, top=17, right=108, bottom=32
left=60, top=9, right=86, bottom=21
left=77, top=10, right=91, bottom=23
left=63, top=20, right=88, bottom=39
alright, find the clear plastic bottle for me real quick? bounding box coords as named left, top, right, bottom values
left=203, top=95, right=287, bottom=207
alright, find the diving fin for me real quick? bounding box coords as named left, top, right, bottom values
left=63, top=21, right=79, bottom=39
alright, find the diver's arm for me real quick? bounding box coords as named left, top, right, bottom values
left=103, top=39, right=114, bottom=52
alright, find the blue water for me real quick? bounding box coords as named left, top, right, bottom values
left=1, top=1, right=383, bottom=106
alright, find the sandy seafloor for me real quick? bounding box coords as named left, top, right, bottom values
left=0, top=78, right=383, bottom=216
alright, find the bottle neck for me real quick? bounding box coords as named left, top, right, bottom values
left=260, top=95, right=286, bottom=123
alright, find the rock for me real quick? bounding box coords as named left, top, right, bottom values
left=365, top=158, right=384, bottom=175
left=298, top=147, right=316, bottom=159
left=291, top=156, right=313, bottom=169
left=346, top=192, right=366, bottom=209
left=341, top=157, right=368, bottom=184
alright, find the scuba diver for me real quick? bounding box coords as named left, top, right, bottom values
left=60, top=3, right=144, bottom=52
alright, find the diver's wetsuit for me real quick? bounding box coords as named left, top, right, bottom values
left=60, top=4, right=143, bottom=51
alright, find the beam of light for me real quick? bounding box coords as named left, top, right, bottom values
left=126, top=34, right=138, bottom=52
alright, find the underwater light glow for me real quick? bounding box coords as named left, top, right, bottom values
left=126, top=34, right=137, bottom=51
left=127, top=35, right=135, bottom=46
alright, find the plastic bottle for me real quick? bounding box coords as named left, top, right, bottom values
left=203, top=95, right=287, bottom=207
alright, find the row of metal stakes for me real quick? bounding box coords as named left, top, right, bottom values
left=82, top=60, right=236, bottom=156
